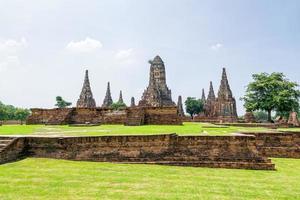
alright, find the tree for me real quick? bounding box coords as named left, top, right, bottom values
left=0, top=101, right=30, bottom=122
left=15, top=108, right=30, bottom=123
left=184, top=97, right=204, bottom=119
left=0, top=102, right=9, bottom=121
left=253, top=111, right=269, bottom=122
left=55, top=96, right=72, bottom=108
left=242, top=73, right=300, bottom=122
left=111, top=102, right=127, bottom=110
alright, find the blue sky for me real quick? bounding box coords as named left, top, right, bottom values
left=0, top=0, right=299, bottom=115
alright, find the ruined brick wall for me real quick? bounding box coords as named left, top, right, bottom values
left=143, top=107, right=182, bottom=125
left=69, top=108, right=101, bottom=124
left=2, top=132, right=299, bottom=168
left=124, top=107, right=145, bottom=126
left=100, top=109, right=127, bottom=124
left=22, top=134, right=273, bottom=170
left=192, top=116, right=237, bottom=123
left=0, top=137, right=26, bottom=164
left=69, top=108, right=127, bottom=124
left=27, top=107, right=181, bottom=125
left=27, top=108, right=73, bottom=125
left=246, top=132, right=300, bottom=158
left=27, top=107, right=127, bottom=125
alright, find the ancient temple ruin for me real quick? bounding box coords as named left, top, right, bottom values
left=76, top=70, right=96, bottom=108
left=204, top=81, right=216, bottom=117
left=130, top=97, right=136, bottom=107
left=139, top=55, right=175, bottom=107
left=177, top=96, right=185, bottom=117
left=196, top=68, right=238, bottom=122
left=28, top=60, right=182, bottom=125
left=118, top=91, right=124, bottom=104
left=214, top=68, right=238, bottom=122
left=102, top=82, right=113, bottom=107
left=201, top=89, right=206, bottom=102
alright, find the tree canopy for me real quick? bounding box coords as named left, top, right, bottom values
left=0, top=101, right=30, bottom=121
left=253, top=111, right=269, bottom=122
left=184, top=97, right=204, bottom=118
left=111, top=102, right=127, bottom=110
left=242, top=72, right=300, bottom=122
left=55, top=96, right=72, bottom=108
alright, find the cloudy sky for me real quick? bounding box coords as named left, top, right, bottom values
left=0, top=0, right=299, bottom=115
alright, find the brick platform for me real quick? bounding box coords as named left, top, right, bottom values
left=27, top=106, right=182, bottom=125
left=0, top=134, right=274, bottom=170
left=245, top=131, right=300, bottom=158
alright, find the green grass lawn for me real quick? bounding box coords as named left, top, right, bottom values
left=0, top=158, right=299, bottom=200
left=0, top=123, right=274, bottom=136
left=278, top=128, right=300, bottom=132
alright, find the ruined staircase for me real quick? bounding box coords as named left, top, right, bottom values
left=0, top=137, right=25, bottom=164
left=125, top=108, right=145, bottom=126
left=0, top=137, right=14, bottom=153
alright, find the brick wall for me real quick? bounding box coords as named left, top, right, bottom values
left=0, top=137, right=26, bottom=164
left=27, top=108, right=73, bottom=125
left=27, top=107, right=182, bottom=125
left=143, top=107, right=182, bottom=125
left=246, top=132, right=300, bottom=158
left=0, top=134, right=273, bottom=170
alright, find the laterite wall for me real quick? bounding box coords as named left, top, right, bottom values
left=22, top=134, right=274, bottom=170
left=246, top=132, right=300, bottom=158
left=26, top=107, right=182, bottom=125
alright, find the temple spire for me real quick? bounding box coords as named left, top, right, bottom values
left=201, top=88, right=206, bottom=102
left=118, top=90, right=124, bottom=104
left=177, top=95, right=185, bottom=117
left=130, top=97, right=136, bottom=107
left=139, top=55, right=175, bottom=107
left=76, top=70, right=96, bottom=108
left=218, top=68, right=233, bottom=100
left=102, top=82, right=113, bottom=107
left=207, top=81, right=216, bottom=101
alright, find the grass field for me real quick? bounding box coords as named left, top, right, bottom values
left=0, top=158, right=299, bottom=200
left=1, top=123, right=299, bottom=199
left=0, top=123, right=280, bottom=136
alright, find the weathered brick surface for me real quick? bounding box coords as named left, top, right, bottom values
left=245, top=131, right=300, bottom=158
left=0, top=134, right=274, bottom=170
left=139, top=56, right=175, bottom=107
left=0, top=137, right=26, bottom=164
left=27, top=107, right=182, bottom=125
left=143, top=107, right=182, bottom=125
left=198, top=69, right=238, bottom=123
left=76, top=70, right=96, bottom=108
left=27, top=108, right=73, bottom=125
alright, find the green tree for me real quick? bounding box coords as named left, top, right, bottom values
left=242, top=73, right=300, bottom=122
left=111, top=102, right=127, bottom=110
left=55, top=96, right=72, bottom=108
left=253, top=111, right=269, bottom=122
left=184, top=97, right=204, bottom=119
left=0, top=102, right=8, bottom=120
left=0, top=101, right=30, bottom=122
left=15, top=108, right=30, bottom=122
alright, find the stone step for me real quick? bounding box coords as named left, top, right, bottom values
left=0, top=139, right=13, bottom=144
left=115, top=160, right=275, bottom=170
left=0, top=139, right=14, bottom=152
left=0, top=137, right=14, bottom=140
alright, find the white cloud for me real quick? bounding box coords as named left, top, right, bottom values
left=65, top=37, right=102, bottom=53
left=0, top=56, right=21, bottom=72
left=210, top=43, right=223, bottom=51
left=115, top=48, right=134, bottom=60
left=0, top=37, right=27, bottom=55
left=0, top=38, right=27, bottom=72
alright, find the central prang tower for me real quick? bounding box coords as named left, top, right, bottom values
left=139, top=55, right=175, bottom=107
left=76, top=70, right=96, bottom=108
